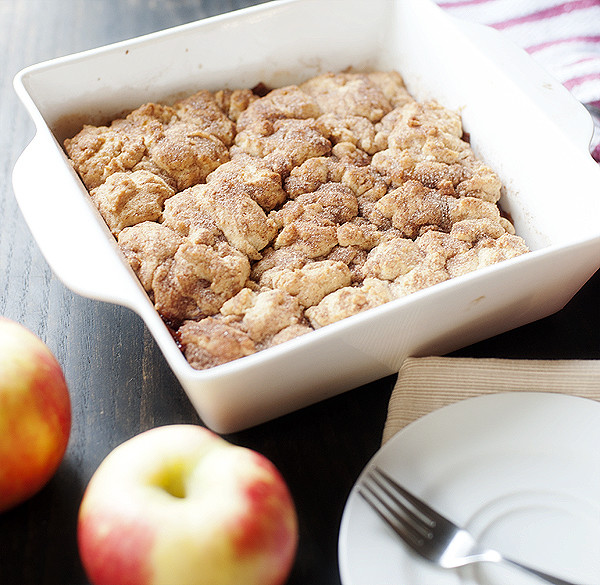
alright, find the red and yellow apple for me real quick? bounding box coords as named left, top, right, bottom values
left=78, top=424, right=299, bottom=585
left=0, top=316, right=71, bottom=512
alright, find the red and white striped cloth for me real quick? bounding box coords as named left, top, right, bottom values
left=435, top=0, right=600, bottom=161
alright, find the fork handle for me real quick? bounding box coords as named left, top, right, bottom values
left=502, top=556, right=585, bottom=585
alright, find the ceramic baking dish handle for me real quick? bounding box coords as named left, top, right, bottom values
left=12, top=131, right=143, bottom=308
left=454, top=17, right=595, bottom=154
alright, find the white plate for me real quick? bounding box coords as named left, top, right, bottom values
left=338, top=392, right=600, bottom=585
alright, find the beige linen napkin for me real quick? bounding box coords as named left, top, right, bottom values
left=382, top=357, right=600, bottom=444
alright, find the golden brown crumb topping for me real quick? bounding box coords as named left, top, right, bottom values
left=65, top=71, right=529, bottom=370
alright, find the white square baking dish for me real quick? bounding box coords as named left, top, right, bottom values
left=13, top=0, right=600, bottom=433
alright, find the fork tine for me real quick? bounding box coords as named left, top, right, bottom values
left=372, top=467, right=446, bottom=526
left=358, top=480, right=427, bottom=548
left=368, top=471, right=434, bottom=534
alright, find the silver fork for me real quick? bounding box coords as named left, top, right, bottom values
left=359, top=467, right=586, bottom=585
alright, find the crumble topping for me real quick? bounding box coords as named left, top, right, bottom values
left=64, top=71, right=529, bottom=370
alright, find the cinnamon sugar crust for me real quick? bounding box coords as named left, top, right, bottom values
left=65, top=71, right=529, bottom=370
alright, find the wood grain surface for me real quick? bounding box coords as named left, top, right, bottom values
left=0, top=1, right=598, bottom=584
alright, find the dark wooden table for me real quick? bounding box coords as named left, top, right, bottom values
left=1, top=1, right=598, bottom=584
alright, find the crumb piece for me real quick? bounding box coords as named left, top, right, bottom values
left=173, top=89, right=236, bottom=146
left=300, top=72, right=398, bottom=123
left=191, top=183, right=278, bottom=260
left=117, top=221, right=182, bottom=292
left=214, top=88, right=259, bottom=122
left=118, top=222, right=250, bottom=321
left=260, top=260, right=352, bottom=307
left=273, top=218, right=338, bottom=258
left=284, top=156, right=335, bottom=197
left=316, top=113, right=385, bottom=155
left=375, top=180, right=451, bottom=238
left=270, top=182, right=359, bottom=257
left=250, top=247, right=310, bottom=281
left=294, top=183, right=359, bottom=224
left=147, top=121, right=229, bottom=190
left=64, top=124, right=146, bottom=190
left=236, top=85, right=321, bottom=132
left=390, top=231, right=469, bottom=297
left=90, top=170, right=174, bottom=235
left=269, top=324, right=313, bottom=346
left=365, top=71, right=414, bottom=108
left=325, top=246, right=369, bottom=284
left=455, top=161, right=503, bottom=202
left=331, top=142, right=372, bottom=165
left=449, top=196, right=510, bottom=227
left=285, top=155, right=388, bottom=205
left=362, top=236, right=424, bottom=280
left=450, top=218, right=507, bottom=242
left=179, top=317, right=256, bottom=369
left=220, top=288, right=304, bottom=343
left=447, top=233, right=529, bottom=277
left=161, top=187, right=223, bottom=245
left=340, top=163, right=388, bottom=201
left=305, top=278, right=393, bottom=328
left=337, top=218, right=384, bottom=250
left=206, top=153, right=286, bottom=212
left=123, top=102, right=179, bottom=130
left=151, top=240, right=250, bottom=321
left=234, top=118, right=331, bottom=176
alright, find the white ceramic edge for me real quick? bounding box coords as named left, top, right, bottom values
left=447, top=17, right=595, bottom=153
left=11, top=0, right=600, bottom=432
